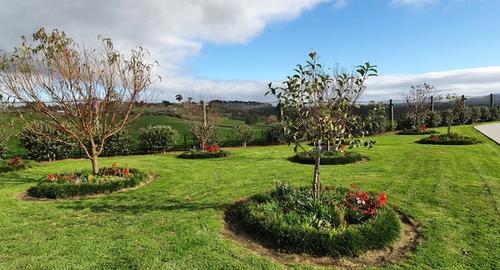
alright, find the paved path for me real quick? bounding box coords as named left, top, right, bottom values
left=475, top=123, right=500, bottom=145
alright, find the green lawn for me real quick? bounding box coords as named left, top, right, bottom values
left=0, top=124, right=498, bottom=269
left=1, top=112, right=267, bottom=157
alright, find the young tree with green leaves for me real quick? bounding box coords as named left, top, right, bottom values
left=0, top=28, right=158, bottom=174
left=444, top=94, right=467, bottom=136
left=267, top=51, right=377, bottom=199
left=232, top=123, right=254, bottom=147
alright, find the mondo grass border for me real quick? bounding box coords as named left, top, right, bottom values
left=25, top=169, right=156, bottom=199
left=396, top=130, right=438, bottom=135
left=228, top=194, right=402, bottom=258
left=177, top=150, right=229, bottom=159
left=288, top=151, right=364, bottom=165
left=417, top=135, right=481, bottom=145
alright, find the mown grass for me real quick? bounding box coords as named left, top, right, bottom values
left=0, top=124, right=498, bottom=269
left=1, top=112, right=267, bottom=157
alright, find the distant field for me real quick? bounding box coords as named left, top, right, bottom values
left=1, top=111, right=267, bottom=157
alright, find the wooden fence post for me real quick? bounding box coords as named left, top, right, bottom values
left=389, top=99, right=394, bottom=131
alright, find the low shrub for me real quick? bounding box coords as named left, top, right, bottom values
left=102, top=131, right=133, bottom=156
left=27, top=165, right=150, bottom=199
left=178, top=146, right=229, bottom=159
left=417, top=133, right=480, bottom=145
left=289, top=151, right=363, bottom=165
left=0, top=156, right=34, bottom=173
left=20, top=121, right=74, bottom=161
left=235, top=184, right=401, bottom=257
left=139, top=125, right=178, bottom=153
left=396, top=125, right=437, bottom=135
left=265, top=122, right=288, bottom=145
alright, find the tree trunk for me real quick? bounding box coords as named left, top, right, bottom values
left=243, top=141, right=247, bottom=148
left=90, top=145, right=99, bottom=175
left=312, top=142, right=321, bottom=200
left=91, top=155, right=99, bottom=175
left=447, top=124, right=451, bottom=136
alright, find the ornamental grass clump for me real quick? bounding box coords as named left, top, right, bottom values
left=236, top=183, right=401, bottom=257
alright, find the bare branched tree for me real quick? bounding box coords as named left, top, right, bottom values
left=404, top=83, right=439, bottom=130
left=267, top=52, right=377, bottom=199
left=0, top=28, right=159, bottom=174
left=180, top=99, right=219, bottom=149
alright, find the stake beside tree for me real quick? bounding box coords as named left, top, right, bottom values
left=267, top=51, right=377, bottom=199
left=0, top=28, right=158, bottom=174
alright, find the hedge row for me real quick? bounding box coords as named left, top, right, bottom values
left=417, top=134, right=480, bottom=145
left=27, top=169, right=151, bottom=199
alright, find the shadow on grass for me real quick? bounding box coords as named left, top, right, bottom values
left=0, top=172, right=41, bottom=185
left=56, top=194, right=225, bottom=214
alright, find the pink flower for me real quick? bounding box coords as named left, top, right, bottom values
left=47, top=174, right=57, bottom=181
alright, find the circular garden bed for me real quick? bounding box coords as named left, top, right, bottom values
left=177, top=149, right=229, bottom=159
left=289, top=151, right=363, bottom=165
left=226, top=184, right=404, bottom=259
left=26, top=166, right=155, bottom=199
left=417, top=133, right=480, bottom=145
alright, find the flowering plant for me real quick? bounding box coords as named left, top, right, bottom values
left=7, top=156, right=24, bottom=166
left=45, top=163, right=131, bottom=184
left=419, top=125, right=428, bottom=132
left=203, top=144, right=220, bottom=153
left=343, top=186, right=387, bottom=223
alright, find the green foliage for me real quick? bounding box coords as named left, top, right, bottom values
left=232, top=124, right=254, bottom=146
left=236, top=184, right=401, bottom=257
left=19, top=121, right=73, bottom=161
left=364, top=102, right=388, bottom=134
left=0, top=131, right=8, bottom=158
left=480, top=106, right=492, bottom=122
left=0, top=156, right=34, bottom=173
left=265, top=121, right=288, bottom=144
left=290, top=151, right=363, bottom=165
left=469, top=106, right=482, bottom=123
left=426, top=111, right=443, bottom=127
left=177, top=149, right=228, bottom=159
left=102, top=130, right=133, bottom=156
left=138, top=125, right=178, bottom=153
left=417, top=133, right=480, bottom=145
left=27, top=168, right=148, bottom=199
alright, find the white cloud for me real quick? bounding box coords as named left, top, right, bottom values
left=154, top=67, right=500, bottom=102
left=364, top=67, right=500, bottom=101
left=0, top=0, right=327, bottom=76
left=0, top=0, right=497, bottom=103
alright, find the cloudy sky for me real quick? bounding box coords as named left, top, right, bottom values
left=0, top=0, right=499, bottom=102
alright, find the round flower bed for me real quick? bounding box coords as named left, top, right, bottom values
left=27, top=165, right=152, bottom=199
left=233, top=184, right=401, bottom=257
left=417, top=133, right=480, bottom=145
left=289, top=151, right=363, bottom=165
left=177, top=144, right=229, bottom=159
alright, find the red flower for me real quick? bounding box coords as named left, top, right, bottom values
left=363, top=208, right=376, bottom=215
left=114, top=168, right=120, bottom=175
left=376, top=192, right=387, bottom=207
left=204, top=144, right=219, bottom=153
left=123, top=168, right=129, bottom=176
left=47, top=173, right=57, bottom=181
left=357, top=192, right=369, bottom=203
